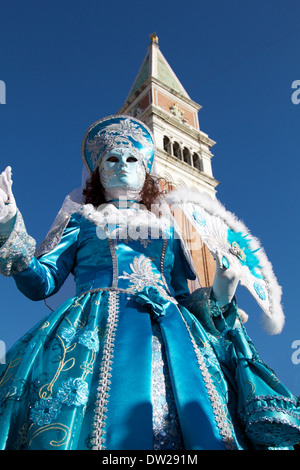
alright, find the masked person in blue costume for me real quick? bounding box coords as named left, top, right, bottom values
left=0, top=116, right=299, bottom=451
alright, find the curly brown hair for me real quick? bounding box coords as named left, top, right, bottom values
left=82, top=169, right=167, bottom=211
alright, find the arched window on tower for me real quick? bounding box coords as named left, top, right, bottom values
left=192, top=153, right=203, bottom=171
left=163, top=136, right=171, bottom=154
left=183, top=147, right=191, bottom=166
left=173, top=142, right=182, bottom=160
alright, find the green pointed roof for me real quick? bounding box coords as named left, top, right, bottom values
left=128, top=54, right=150, bottom=98
left=127, top=35, right=190, bottom=100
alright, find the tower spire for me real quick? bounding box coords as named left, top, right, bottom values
left=117, top=35, right=219, bottom=286
left=149, top=32, right=159, bottom=45
left=118, top=35, right=218, bottom=195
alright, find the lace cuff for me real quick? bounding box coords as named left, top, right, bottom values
left=0, top=210, right=36, bottom=276
left=184, top=287, right=238, bottom=336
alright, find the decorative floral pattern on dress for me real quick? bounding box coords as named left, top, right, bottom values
left=61, top=327, right=99, bottom=352
left=119, top=254, right=175, bottom=303
left=30, top=377, right=89, bottom=427
left=61, top=327, right=77, bottom=343
left=78, top=330, right=100, bottom=352
left=30, top=397, right=62, bottom=426
left=56, top=377, right=89, bottom=407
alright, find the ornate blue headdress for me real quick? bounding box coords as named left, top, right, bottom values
left=81, top=115, right=155, bottom=174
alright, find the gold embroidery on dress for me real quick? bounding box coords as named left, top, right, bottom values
left=28, top=423, right=71, bottom=448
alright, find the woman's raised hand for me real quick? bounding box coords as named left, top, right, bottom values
left=0, top=166, right=17, bottom=223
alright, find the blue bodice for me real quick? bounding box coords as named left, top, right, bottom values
left=12, top=212, right=195, bottom=304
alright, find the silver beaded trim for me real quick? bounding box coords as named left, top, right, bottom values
left=79, top=287, right=132, bottom=296
left=91, top=291, right=120, bottom=450
left=159, top=237, right=172, bottom=296
left=105, top=227, right=119, bottom=289
left=175, top=305, right=237, bottom=450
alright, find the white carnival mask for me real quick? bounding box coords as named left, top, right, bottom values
left=98, top=147, right=146, bottom=192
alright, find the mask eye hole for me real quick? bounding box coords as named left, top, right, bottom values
left=127, top=156, right=138, bottom=162
left=107, top=156, right=119, bottom=162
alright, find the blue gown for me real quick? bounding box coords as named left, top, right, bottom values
left=0, top=207, right=299, bottom=450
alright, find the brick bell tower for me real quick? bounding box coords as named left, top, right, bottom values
left=118, top=34, right=218, bottom=288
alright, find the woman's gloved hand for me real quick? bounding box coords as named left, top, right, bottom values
left=212, top=256, right=240, bottom=307
left=0, top=166, right=17, bottom=226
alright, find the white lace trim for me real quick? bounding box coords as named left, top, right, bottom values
left=0, top=210, right=36, bottom=276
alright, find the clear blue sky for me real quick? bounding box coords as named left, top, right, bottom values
left=0, top=0, right=299, bottom=394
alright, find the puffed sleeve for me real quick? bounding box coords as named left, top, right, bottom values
left=0, top=212, right=79, bottom=301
